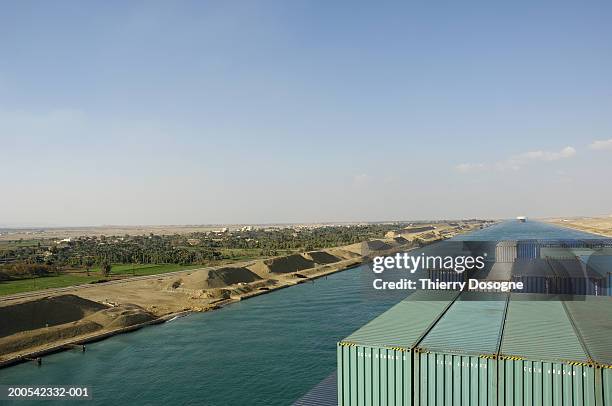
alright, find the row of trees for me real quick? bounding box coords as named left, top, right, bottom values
left=0, top=263, right=59, bottom=281
left=0, top=224, right=406, bottom=273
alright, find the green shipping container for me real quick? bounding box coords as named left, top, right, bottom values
left=337, top=292, right=612, bottom=406
left=415, top=353, right=496, bottom=406
left=415, top=292, right=506, bottom=405
left=498, top=294, right=596, bottom=405
left=563, top=296, right=612, bottom=405
left=337, top=291, right=458, bottom=406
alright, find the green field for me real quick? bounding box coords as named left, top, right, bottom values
left=0, top=274, right=103, bottom=296
left=0, top=263, right=202, bottom=297
left=0, top=239, right=46, bottom=249
left=89, top=263, right=201, bottom=276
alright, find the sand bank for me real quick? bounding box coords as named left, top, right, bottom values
left=0, top=225, right=476, bottom=368
left=545, top=216, right=612, bottom=237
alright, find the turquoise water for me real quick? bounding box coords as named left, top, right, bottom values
left=0, top=221, right=601, bottom=405
left=453, top=220, right=602, bottom=240
left=0, top=267, right=405, bottom=406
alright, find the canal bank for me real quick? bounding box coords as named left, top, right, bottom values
left=0, top=221, right=608, bottom=405
left=0, top=261, right=409, bottom=405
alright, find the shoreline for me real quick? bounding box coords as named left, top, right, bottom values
left=542, top=217, right=612, bottom=237
left=0, top=224, right=484, bottom=369
left=0, top=255, right=367, bottom=369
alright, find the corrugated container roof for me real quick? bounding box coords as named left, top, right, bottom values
left=497, top=240, right=517, bottom=246
left=419, top=292, right=506, bottom=355
left=563, top=296, right=612, bottom=366
left=511, top=258, right=553, bottom=277
left=342, top=291, right=612, bottom=366
left=540, top=247, right=582, bottom=258
left=500, top=293, right=589, bottom=363
left=547, top=258, right=604, bottom=278
left=582, top=254, right=612, bottom=276
left=510, top=257, right=604, bottom=278
left=485, top=262, right=512, bottom=280
left=343, top=290, right=457, bottom=349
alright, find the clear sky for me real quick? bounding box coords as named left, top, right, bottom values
left=1, top=1, right=611, bottom=226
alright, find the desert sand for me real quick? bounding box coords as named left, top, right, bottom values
left=545, top=215, right=612, bottom=237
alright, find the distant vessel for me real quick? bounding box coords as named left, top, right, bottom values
left=516, top=216, right=527, bottom=222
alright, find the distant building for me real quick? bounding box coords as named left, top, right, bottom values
left=187, top=238, right=201, bottom=246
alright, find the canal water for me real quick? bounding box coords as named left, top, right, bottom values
left=453, top=219, right=600, bottom=241
left=0, top=221, right=602, bottom=405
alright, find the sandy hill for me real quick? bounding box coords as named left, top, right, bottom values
left=0, top=295, right=107, bottom=339
left=87, top=304, right=156, bottom=329
left=392, top=236, right=409, bottom=245
left=0, top=319, right=103, bottom=356
left=0, top=298, right=155, bottom=357
left=175, top=267, right=261, bottom=289
left=302, top=251, right=342, bottom=264
left=171, top=267, right=262, bottom=290
left=341, top=240, right=389, bottom=255
left=341, top=242, right=366, bottom=255
left=248, top=254, right=316, bottom=275
left=327, top=248, right=361, bottom=260
left=343, top=240, right=392, bottom=255
left=364, top=240, right=392, bottom=251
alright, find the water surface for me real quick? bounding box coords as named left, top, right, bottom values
left=0, top=221, right=600, bottom=405
left=453, top=220, right=601, bottom=240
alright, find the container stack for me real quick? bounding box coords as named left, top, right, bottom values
left=337, top=291, right=612, bottom=405
left=495, top=241, right=517, bottom=263
left=516, top=240, right=540, bottom=260
left=509, top=258, right=607, bottom=296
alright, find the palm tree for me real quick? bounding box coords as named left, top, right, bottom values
left=84, top=258, right=94, bottom=276
left=100, top=260, right=112, bottom=277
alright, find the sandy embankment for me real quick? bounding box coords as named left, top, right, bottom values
left=0, top=295, right=156, bottom=364
left=0, top=228, right=457, bottom=367
left=545, top=216, right=612, bottom=237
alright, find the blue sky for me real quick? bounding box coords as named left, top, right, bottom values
left=1, top=1, right=611, bottom=225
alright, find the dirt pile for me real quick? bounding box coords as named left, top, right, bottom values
left=0, top=301, right=155, bottom=357
left=248, top=254, right=315, bottom=275
left=340, top=243, right=365, bottom=255
left=168, top=267, right=262, bottom=290
left=302, top=251, right=342, bottom=264
left=364, top=240, right=392, bottom=252
left=0, top=295, right=107, bottom=338
left=392, top=236, right=409, bottom=245
left=0, top=320, right=102, bottom=356
left=86, top=304, right=156, bottom=329
left=327, top=248, right=361, bottom=260
left=342, top=240, right=393, bottom=255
